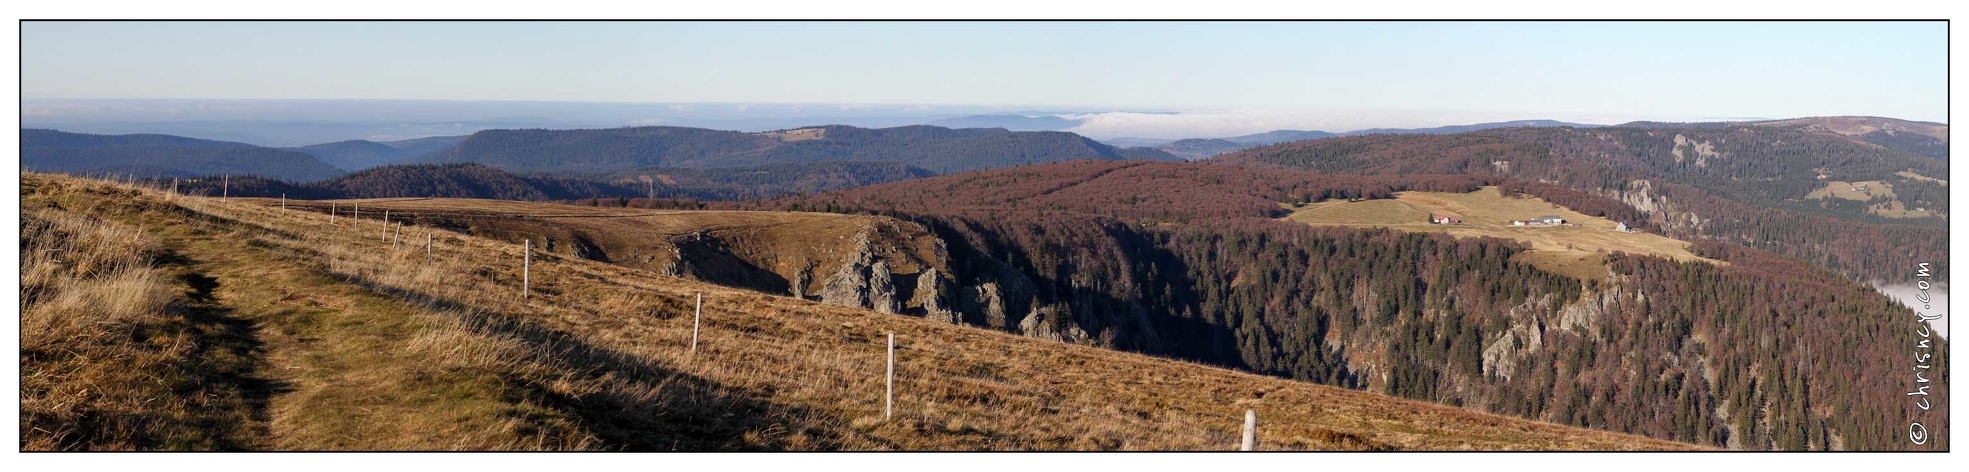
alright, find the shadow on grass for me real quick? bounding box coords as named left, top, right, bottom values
left=333, top=271, right=846, bottom=451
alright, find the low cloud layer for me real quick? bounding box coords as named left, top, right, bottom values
left=1875, top=282, right=1949, bottom=339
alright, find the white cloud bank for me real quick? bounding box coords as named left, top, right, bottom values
left=1875, top=282, right=1949, bottom=339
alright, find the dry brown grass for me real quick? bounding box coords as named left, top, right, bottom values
left=1283, top=186, right=1714, bottom=279
left=19, top=198, right=263, bottom=450
left=20, top=173, right=1705, bottom=451
left=278, top=196, right=948, bottom=299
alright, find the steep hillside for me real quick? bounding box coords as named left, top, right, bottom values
left=1211, top=122, right=1949, bottom=282
left=20, top=172, right=1697, bottom=451
left=424, top=124, right=1178, bottom=174
left=734, top=160, right=1947, bottom=450
left=23, top=129, right=346, bottom=182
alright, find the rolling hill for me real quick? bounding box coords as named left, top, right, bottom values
left=423, top=124, right=1180, bottom=174
left=163, top=162, right=937, bottom=203
left=1141, top=121, right=1597, bottom=160
left=22, top=129, right=346, bottom=182
left=290, top=135, right=467, bottom=171
left=21, top=171, right=1701, bottom=451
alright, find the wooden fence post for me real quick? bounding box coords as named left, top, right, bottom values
left=281, top=194, right=287, bottom=216
left=1241, top=409, right=1256, bottom=451
left=886, top=333, right=896, bottom=420
left=523, top=239, right=531, bottom=300
left=393, top=222, right=402, bottom=251
left=331, top=202, right=337, bottom=224
left=353, top=202, right=359, bottom=227
left=222, top=174, right=228, bottom=202
left=426, top=232, right=433, bottom=264
left=382, top=210, right=390, bottom=240
left=691, top=292, right=702, bottom=352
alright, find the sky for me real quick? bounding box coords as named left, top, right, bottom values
left=19, top=21, right=1949, bottom=138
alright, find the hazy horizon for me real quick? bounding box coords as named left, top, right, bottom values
left=22, top=21, right=1947, bottom=144
left=22, top=97, right=1929, bottom=147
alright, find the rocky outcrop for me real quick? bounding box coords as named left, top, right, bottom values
left=818, top=236, right=873, bottom=309
left=915, top=268, right=958, bottom=324
left=815, top=228, right=910, bottom=314
left=868, top=261, right=897, bottom=314
left=790, top=264, right=809, bottom=299
left=1019, top=304, right=1091, bottom=344
left=962, top=282, right=1010, bottom=330
left=1604, top=179, right=1708, bottom=234
left=1557, top=283, right=1638, bottom=337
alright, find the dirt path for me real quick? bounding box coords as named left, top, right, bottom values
left=125, top=206, right=589, bottom=450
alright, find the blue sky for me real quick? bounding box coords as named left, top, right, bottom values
left=21, top=21, right=1947, bottom=123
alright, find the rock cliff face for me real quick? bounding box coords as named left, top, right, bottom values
left=1603, top=179, right=1707, bottom=234
left=817, top=230, right=877, bottom=309
left=915, top=268, right=957, bottom=324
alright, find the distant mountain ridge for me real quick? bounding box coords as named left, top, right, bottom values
left=1126, top=120, right=1600, bottom=160
left=290, top=135, right=470, bottom=171
left=424, top=124, right=1181, bottom=174
left=22, top=129, right=346, bottom=182
left=166, top=161, right=939, bottom=202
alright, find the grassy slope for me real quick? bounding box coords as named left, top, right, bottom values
left=19, top=173, right=1702, bottom=451
left=1283, top=186, right=1713, bottom=279
left=283, top=197, right=948, bottom=298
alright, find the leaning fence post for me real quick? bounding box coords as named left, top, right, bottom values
left=393, top=222, right=402, bottom=251
left=691, top=292, right=702, bottom=352
left=1241, top=409, right=1257, bottom=451
left=523, top=239, right=531, bottom=300
left=886, top=333, right=896, bottom=421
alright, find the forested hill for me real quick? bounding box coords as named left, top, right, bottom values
left=423, top=124, right=1181, bottom=174
left=163, top=163, right=638, bottom=201
left=161, top=161, right=936, bottom=202
left=706, top=160, right=1945, bottom=451
left=290, top=135, right=467, bottom=171
left=1208, top=120, right=1949, bottom=283
left=22, top=129, right=346, bottom=182
left=1614, top=116, right=1948, bottom=160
